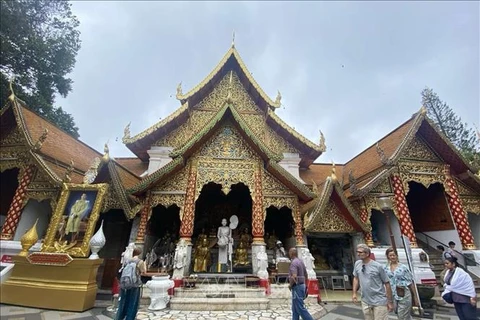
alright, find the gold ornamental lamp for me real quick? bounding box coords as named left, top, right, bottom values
left=376, top=193, right=397, bottom=254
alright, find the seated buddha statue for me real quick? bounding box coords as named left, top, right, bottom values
left=266, top=232, right=278, bottom=250
left=234, top=240, right=249, bottom=266
left=313, top=252, right=330, bottom=270
left=193, top=237, right=210, bottom=273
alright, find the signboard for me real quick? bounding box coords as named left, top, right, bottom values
left=27, top=252, right=73, bottom=266
left=1, top=255, right=13, bottom=263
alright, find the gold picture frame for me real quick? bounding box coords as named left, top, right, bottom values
left=42, top=183, right=109, bottom=257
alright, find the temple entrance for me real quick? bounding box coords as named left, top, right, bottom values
left=144, top=205, right=181, bottom=272
left=406, top=181, right=459, bottom=249
left=0, top=168, right=19, bottom=228
left=192, top=182, right=253, bottom=273
left=264, top=206, right=295, bottom=252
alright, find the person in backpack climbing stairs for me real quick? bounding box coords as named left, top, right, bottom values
left=116, top=247, right=146, bottom=320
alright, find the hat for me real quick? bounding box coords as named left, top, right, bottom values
left=276, top=240, right=282, bottom=245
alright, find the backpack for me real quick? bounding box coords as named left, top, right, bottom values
left=119, top=259, right=141, bottom=290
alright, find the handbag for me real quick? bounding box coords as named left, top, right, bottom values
left=443, top=292, right=453, bottom=304
left=396, top=286, right=405, bottom=297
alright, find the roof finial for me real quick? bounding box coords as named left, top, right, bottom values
left=232, top=30, right=235, bottom=48
left=176, top=82, right=183, bottom=99
left=319, top=130, right=326, bottom=152
left=32, top=128, right=49, bottom=152
left=420, top=105, right=427, bottom=115
left=331, top=161, right=337, bottom=181
left=63, top=159, right=75, bottom=183
left=123, top=122, right=131, bottom=142
left=274, top=90, right=282, bottom=106
left=102, top=141, right=110, bottom=162
left=8, top=78, right=16, bottom=102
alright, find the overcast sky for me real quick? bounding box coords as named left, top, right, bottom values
left=57, top=1, right=479, bottom=165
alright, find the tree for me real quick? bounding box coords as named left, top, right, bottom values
left=421, top=87, right=480, bottom=170
left=0, top=0, right=81, bottom=137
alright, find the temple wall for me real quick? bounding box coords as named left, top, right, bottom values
left=13, top=199, right=51, bottom=241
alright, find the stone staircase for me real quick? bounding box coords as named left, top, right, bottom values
left=417, top=239, right=480, bottom=293
left=170, top=284, right=269, bottom=311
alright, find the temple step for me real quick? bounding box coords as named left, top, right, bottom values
left=173, top=285, right=265, bottom=298
left=169, top=297, right=269, bottom=311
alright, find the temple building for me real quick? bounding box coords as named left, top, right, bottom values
left=1, top=43, right=479, bottom=291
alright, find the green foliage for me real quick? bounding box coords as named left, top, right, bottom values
left=421, top=87, right=480, bottom=170
left=0, top=0, right=81, bottom=138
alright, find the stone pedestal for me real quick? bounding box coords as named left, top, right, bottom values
left=0, top=255, right=102, bottom=312
left=145, top=275, right=174, bottom=311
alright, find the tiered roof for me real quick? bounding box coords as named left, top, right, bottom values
left=123, top=45, right=324, bottom=167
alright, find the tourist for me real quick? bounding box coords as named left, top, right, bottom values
left=115, top=247, right=146, bottom=320
left=442, top=256, right=477, bottom=320
left=384, top=247, right=419, bottom=320
left=352, top=244, right=394, bottom=320
left=288, top=247, right=314, bottom=320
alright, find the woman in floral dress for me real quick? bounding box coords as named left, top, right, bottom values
left=384, top=247, right=420, bottom=320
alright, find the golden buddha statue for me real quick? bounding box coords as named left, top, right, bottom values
left=313, top=252, right=330, bottom=270
left=266, top=231, right=278, bottom=250
left=193, top=237, right=211, bottom=273
left=234, top=240, right=249, bottom=266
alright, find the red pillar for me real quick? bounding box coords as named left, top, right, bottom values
left=444, top=171, right=476, bottom=249
left=359, top=206, right=375, bottom=247
left=135, top=191, right=152, bottom=243
left=390, top=175, right=418, bottom=247
left=1, top=165, right=36, bottom=240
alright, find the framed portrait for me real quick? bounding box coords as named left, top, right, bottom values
left=42, top=183, right=109, bottom=257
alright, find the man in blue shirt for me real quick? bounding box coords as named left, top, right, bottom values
left=288, top=248, right=314, bottom=320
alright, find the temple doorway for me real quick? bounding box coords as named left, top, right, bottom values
left=0, top=168, right=19, bottom=228
left=406, top=181, right=458, bottom=248
left=264, top=206, right=295, bottom=252
left=144, top=205, right=181, bottom=271
left=192, top=182, right=253, bottom=273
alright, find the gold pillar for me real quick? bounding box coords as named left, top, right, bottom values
left=251, top=163, right=264, bottom=243
left=294, top=201, right=304, bottom=245
left=135, top=191, right=152, bottom=243
left=179, top=161, right=197, bottom=241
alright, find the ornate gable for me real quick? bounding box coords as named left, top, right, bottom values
left=262, top=170, right=295, bottom=197
left=401, top=135, right=443, bottom=163
left=306, top=200, right=356, bottom=233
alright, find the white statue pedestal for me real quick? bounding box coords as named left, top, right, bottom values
left=145, top=275, right=174, bottom=311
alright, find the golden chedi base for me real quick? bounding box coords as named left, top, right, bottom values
left=0, top=255, right=103, bottom=312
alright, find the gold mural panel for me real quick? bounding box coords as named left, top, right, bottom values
left=263, top=196, right=296, bottom=213
left=153, top=167, right=189, bottom=193
left=1, top=126, right=25, bottom=146
left=198, top=125, right=259, bottom=160
left=262, top=170, right=294, bottom=196
left=455, top=179, right=478, bottom=197
left=398, top=161, right=446, bottom=194
left=371, top=178, right=392, bottom=194
left=150, top=193, right=185, bottom=220
left=307, top=201, right=355, bottom=233
left=155, top=109, right=215, bottom=148
left=266, top=125, right=298, bottom=154
left=196, top=158, right=256, bottom=196
left=401, top=136, right=442, bottom=162
left=462, top=197, right=480, bottom=215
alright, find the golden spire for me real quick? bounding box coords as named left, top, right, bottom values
left=19, top=219, right=39, bottom=257
left=319, top=130, right=326, bottom=152
left=331, top=161, right=337, bottom=181
left=176, top=82, right=183, bottom=99
left=8, top=79, right=16, bottom=102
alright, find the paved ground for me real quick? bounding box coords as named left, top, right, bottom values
left=0, top=302, right=468, bottom=320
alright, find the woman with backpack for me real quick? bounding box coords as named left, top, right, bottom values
left=116, top=247, right=146, bottom=320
